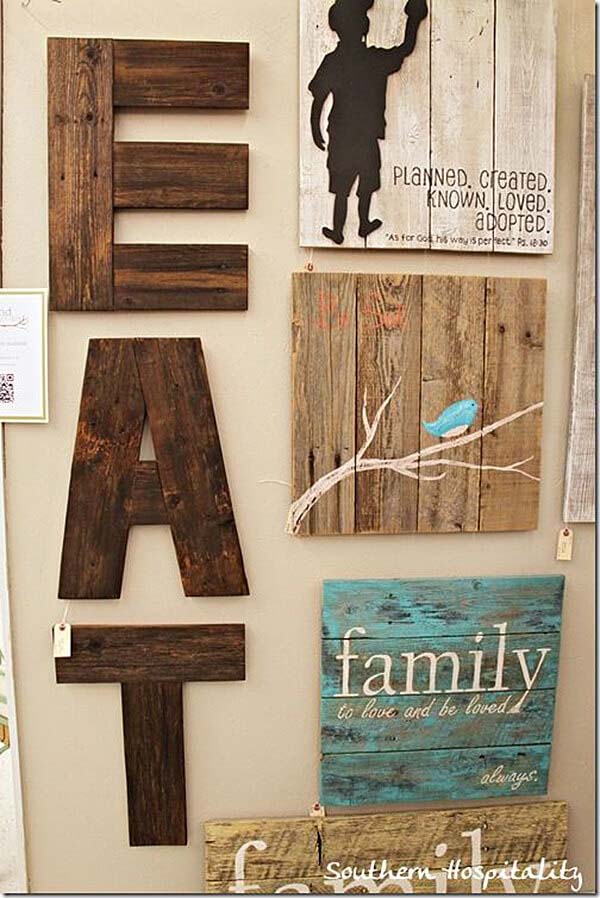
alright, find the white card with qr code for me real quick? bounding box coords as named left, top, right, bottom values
left=0, top=289, right=48, bottom=423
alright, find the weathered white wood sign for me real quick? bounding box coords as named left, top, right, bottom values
left=204, top=802, right=575, bottom=893
left=563, top=75, right=596, bottom=524
left=300, top=0, right=556, bottom=253
left=321, top=577, right=564, bottom=807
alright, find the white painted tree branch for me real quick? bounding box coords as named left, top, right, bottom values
left=286, top=385, right=544, bottom=534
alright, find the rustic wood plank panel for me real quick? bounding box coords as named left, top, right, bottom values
left=113, top=244, right=248, bottom=311
left=55, top=624, right=246, bottom=684
left=321, top=633, right=560, bottom=696
left=130, top=462, right=168, bottom=525
left=134, top=339, right=248, bottom=596
left=113, top=40, right=249, bottom=108
left=122, top=682, right=186, bottom=846
left=480, top=278, right=546, bottom=531
left=205, top=803, right=568, bottom=893
left=493, top=0, right=556, bottom=253
left=113, top=142, right=249, bottom=209
left=321, top=743, right=550, bottom=805
left=291, top=273, right=356, bottom=535
left=322, top=577, right=565, bottom=639
left=48, top=38, right=114, bottom=311
left=205, top=872, right=571, bottom=894
left=356, top=274, right=421, bottom=532
left=59, top=340, right=144, bottom=599
left=429, top=1, right=494, bottom=251
left=322, top=689, right=555, bottom=754
left=419, top=276, right=485, bottom=532
left=321, top=577, right=562, bottom=805
left=563, top=74, right=596, bottom=523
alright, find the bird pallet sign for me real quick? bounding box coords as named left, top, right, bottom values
left=300, top=0, right=557, bottom=253
left=321, top=576, right=564, bottom=807
left=204, top=802, right=574, bottom=893
left=290, top=272, right=546, bottom=536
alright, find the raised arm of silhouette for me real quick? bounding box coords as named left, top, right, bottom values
left=308, top=0, right=428, bottom=246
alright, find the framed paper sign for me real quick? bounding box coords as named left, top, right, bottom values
left=300, top=0, right=557, bottom=252
left=321, top=576, right=564, bottom=807
left=0, top=289, right=48, bottom=423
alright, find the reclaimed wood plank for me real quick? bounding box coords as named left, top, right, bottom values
left=322, top=577, right=565, bottom=639
left=563, top=75, right=596, bottom=523
left=418, top=276, right=485, bottom=532
left=429, top=1, right=494, bottom=251
left=134, top=339, right=248, bottom=596
left=113, top=142, right=249, bottom=209
left=292, top=273, right=356, bottom=535
left=48, top=38, right=114, bottom=311
left=321, top=633, right=560, bottom=697
left=130, top=462, right=168, bottom=526
left=321, top=743, right=550, bottom=805
left=122, top=682, right=186, bottom=846
left=204, top=803, right=568, bottom=887
left=205, top=872, right=570, bottom=894
left=59, top=340, right=144, bottom=599
left=480, top=278, right=546, bottom=531
left=321, top=689, right=556, bottom=754
left=355, top=274, right=421, bottom=533
left=113, top=244, right=248, bottom=311
left=113, top=40, right=249, bottom=108
left=493, top=0, right=556, bottom=253
left=55, top=624, right=246, bottom=684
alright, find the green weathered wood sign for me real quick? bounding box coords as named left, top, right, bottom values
left=204, top=802, right=574, bottom=893
left=321, top=576, right=564, bottom=806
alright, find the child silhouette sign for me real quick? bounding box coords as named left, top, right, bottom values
left=309, top=0, right=428, bottom=245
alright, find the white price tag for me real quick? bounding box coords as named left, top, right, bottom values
left=556, top=528, right=574, bottom=562
left=53, top=622, right=72, bottom=658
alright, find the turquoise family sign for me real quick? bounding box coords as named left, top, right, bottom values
left=321, top=576, right=564, bottom=806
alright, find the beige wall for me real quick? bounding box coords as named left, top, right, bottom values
left=3, top=0, right=595, bottom=892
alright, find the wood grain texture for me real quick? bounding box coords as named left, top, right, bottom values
left=494, top=0, right=556, bottom=252
left=429, top=1, right=494, bottom=251
left=356, top=275, right=421, bottom=532
left=55, top=624, right=246, bottom=684
left=205, top=803, right=568, bottom=893
left=113, top=142, right=249, bottom=209
left=59, top=340, right=144, bottom=599
left=113, top=40, right=249, bottom=108
left=322, top=577, right=565, bottom=639
left=480, top=278, right=546, bottom=531
left=321, top=743, right=550, bottom=805
left=563, top=74, right=596, bottom=523
left=48, top=38, right=114, bottom=311
left=419, top=276, right=485, bottom=532
left=113, top=244, right=248, bottom=311
left=122, top=682, right=186, bottom=846
left=292, top=273, right=356, bottom=535
left=291, top=274, right=545, bottom=536
left=59, top=338, right=248, bottom=599
left=134, top=339, right=248, bottom=596
left=320, top=577, right=562, bottom=806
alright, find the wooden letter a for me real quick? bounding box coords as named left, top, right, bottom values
left=59, top=338, right=248, bottom=598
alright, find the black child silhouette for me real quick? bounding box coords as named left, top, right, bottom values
left=309, top=0, right=428, bottom=245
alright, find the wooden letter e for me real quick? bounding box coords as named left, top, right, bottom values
left=59, top=338, right=248, bottom=598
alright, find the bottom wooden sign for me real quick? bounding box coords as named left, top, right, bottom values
left=204, top=803, right=576, bottom=894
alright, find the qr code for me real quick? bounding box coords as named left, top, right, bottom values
left=0, top=374, right=15, bottom=403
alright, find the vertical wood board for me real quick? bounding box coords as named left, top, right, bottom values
left=563, top=75, right=596, bottom=523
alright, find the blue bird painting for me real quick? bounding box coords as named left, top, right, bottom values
left=423, top=399, right=479, bottom=439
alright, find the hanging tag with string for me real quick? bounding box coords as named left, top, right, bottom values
left=53, top=602, right=72, bottom=658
